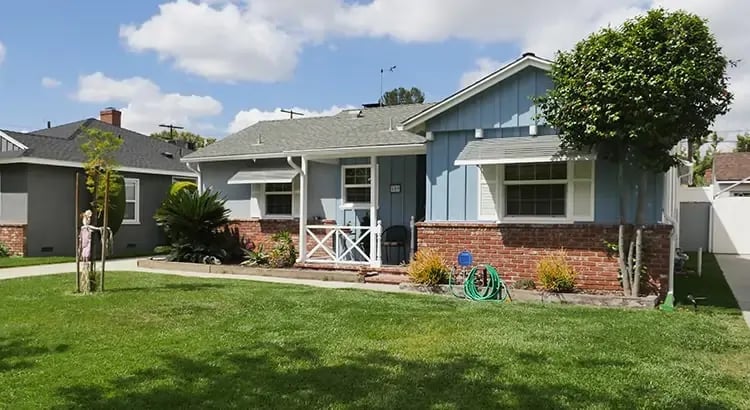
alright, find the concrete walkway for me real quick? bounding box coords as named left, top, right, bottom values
left=716, top=254, right=750, bottom=328
left=0, top=258, right=406, bottom=294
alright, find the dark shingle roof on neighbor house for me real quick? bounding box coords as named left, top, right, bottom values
left=183, top=103, right=435, bottom=161
left=714, top=152, right=750, bottom=181
left=0, top=119, right=193, bottom=174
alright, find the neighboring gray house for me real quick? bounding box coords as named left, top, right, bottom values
left=0, top=108, right=196, bottom=256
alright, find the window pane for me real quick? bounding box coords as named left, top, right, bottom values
left=505, top=184, right=566, bottom=217
left=266, top=194, right=292, bottom=215
left=345, top=167, right=371, bottom=185
left=505, top=163, right=567, bottom=181
left=550, top=163, right=568, bottom=180
left=124, top=203, right=136, bottom=220
left=266, top=183, right=292, bottom=193
left=346, top=187, right=370, bottom=203
left=125, top=182, right=136, bottom=200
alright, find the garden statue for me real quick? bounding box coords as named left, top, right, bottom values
left=78, top=209, right=113, bottom=293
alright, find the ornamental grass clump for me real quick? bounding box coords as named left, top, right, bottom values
left=537, top=250, right=577, bottom=293
left=407, top=249, right=449, bottom=286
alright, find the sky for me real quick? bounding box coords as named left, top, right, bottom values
left=0, top=0, right=748, bottom=141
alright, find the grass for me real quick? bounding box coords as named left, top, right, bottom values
left=0, top=256, right=75, bottom=268
left=1, top=265, right=749, bottom=409
left=674, top=252, right=740, bottom=313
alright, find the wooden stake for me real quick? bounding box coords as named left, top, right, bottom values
left=101, top=171, right=110, bottom=292
left=75, top=172, right=80, bottom=293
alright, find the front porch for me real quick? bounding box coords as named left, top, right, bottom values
left=219, top=151, right=424, bottom=269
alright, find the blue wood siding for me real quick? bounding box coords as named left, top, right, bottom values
left=594, top=161, right=664, bottom=224
left=427, top=67, right=553, bottom=134
left=423, top=66, right=664, bottom=224
left=426, top=130, right=478, bottom=221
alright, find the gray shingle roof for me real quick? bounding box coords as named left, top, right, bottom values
left=184, top=103, right=435, bottom=161
left=1, top=119, right=192, bottom=173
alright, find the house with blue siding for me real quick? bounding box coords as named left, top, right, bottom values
left=183, top=53, right=675, bottom=293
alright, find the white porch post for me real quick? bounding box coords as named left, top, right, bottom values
left=298, top=156, right=308, bottom=263
left=370, top=155, right=381, bottom=267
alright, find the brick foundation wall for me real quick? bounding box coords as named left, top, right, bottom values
left=416, top=222, right=671, bottom=294
left=228, top=219, right=337, bottom=259
left=0, top=224, right=27, bottom=256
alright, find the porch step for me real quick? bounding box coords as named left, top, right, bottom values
left=364, top=273, right=410, bottom=285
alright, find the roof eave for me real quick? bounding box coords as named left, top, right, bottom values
left=402, top=56, right=552, bottom=130
left=182, top=143, right=427, bottom=163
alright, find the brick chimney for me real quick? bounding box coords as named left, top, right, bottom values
left=100, top=107, right=122, bottom=127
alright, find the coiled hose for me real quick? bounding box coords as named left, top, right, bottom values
left=449, top=264, right=509, bottom=302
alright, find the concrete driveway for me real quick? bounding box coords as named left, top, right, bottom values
left=716, top=254, right=750, bottom=328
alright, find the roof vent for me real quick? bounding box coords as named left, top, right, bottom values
left=161, top=151, right=174, bottom=159
left=522, top=51, right=536, bottom=57
left=254, top=134, right=263, bottom=145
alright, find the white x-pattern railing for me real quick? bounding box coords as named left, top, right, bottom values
left=305, top=221, right=382, bottom=265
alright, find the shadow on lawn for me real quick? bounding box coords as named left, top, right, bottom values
left=106, top=283, right=228, bottom=293
left=0, top=336, right=69, bottom=373
left=54, top=343, right=730, bottom=409
left=676, top=252, right=740, bottom=313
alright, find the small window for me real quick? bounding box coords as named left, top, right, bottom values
left=731, top=191, right=750, bottom=197
left=123, top=178, right=140, bottom=224
left=343, top=166, right=371, bottom=204
left=265, top=183, right=293, bottom=216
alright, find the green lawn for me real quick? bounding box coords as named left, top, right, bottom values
left=0, top=256, right=75, bottom=268
left=1, top=260, right=749, bottom=409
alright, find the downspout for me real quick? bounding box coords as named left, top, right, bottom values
left=185, top=162, right=202, bottom=193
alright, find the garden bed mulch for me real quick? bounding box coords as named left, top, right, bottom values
left=399, top=283, right=658, bottom=309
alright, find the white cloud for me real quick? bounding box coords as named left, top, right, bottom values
left=0, top=41, right=5, bottom=65
left=122, top=1, right=749, bottom=131
left=75, top=72, right=222, bottom=134
left=41, top=77, right=62, bottom=88
left=228, top=105, right=353, bottom=133
left=459, top=58, right=507, bottom=88
left=120, top=1, right=300, bottom=82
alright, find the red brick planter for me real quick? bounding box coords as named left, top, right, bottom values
left=416, top=222, right=671, bottom=295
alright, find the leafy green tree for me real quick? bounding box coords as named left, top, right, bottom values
left=80, top=127, right=126, bottom=234
left=151, top=130, right=216, bottom=149
left=536, top=9, right=732, bottom=296
left=691, top=133, right=723, bottom=186
left=735, top=133, right=750, bottom=152
left=382, top=87, right=425, bottom=105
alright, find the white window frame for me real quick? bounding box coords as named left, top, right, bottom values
left=123, top=178, right=140, bottom=225
left=263, top=182, right=294, bottom=218
left=478, top=161, right=595, bottom=224
left=341, top=165, right=372, bottom=209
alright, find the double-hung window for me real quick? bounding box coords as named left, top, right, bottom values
left=123, top=178, right=140, bottom=224
left=342, top=166, right=372, bottom=206
left=479, top=161, right=595, bottom=222
left=264, top=183, right=293, bottom=216
left=504, top=163, right=567, bottom=217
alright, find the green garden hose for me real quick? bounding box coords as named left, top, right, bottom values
left=449, top=264, right=509, bottom=302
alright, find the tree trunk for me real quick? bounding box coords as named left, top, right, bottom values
left=630, top=171, right=649, bottom=296
left=617, top=162, right=631, bottom=296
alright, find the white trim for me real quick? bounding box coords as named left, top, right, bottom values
left=341, top=164, right=373, bottom=209
left=402, top=55, right=552, bottom=129
left=183, top=144, right=426, bottom=163
left=455, top=154, right=596, bottom=166
left=123, top=178, right=140, bottom=225
left=0, top=157, right=196, bottom=177
left=0, top=130, right=29, bottom=150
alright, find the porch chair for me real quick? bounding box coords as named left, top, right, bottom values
left=382, top=225, right=408, bottom=265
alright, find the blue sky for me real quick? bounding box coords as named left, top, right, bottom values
left=0, top=1, right=746, bottom=138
